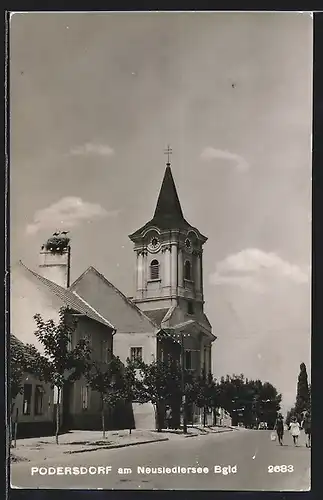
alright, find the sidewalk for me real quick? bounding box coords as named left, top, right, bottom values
left=10, top=426, right=234, bottom=463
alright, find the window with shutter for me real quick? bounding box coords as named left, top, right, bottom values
left=150, top=259, right=160, bottom=280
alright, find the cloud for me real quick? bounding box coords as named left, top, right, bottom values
left=200, top=147, right=249, bottom=172
left=70, top=142, right=115, bottom=157
left=26, top=197, right=119, bottom=235
left=209, top=248, right=309, bottom=291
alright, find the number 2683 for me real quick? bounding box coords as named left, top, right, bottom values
left=268, top=465, right=294, bottom=473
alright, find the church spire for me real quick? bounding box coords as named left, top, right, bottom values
left=129, top=148, right=207, bottom=241
left=153, top=160, right=184, bottom=222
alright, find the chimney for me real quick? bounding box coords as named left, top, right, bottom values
left=39, top=234, right=71, bottom=288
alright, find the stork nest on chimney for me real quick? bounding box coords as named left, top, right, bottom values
left=44, top=236, right=70, bottom=255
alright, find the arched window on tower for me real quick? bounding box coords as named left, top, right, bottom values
left=184, top=260, right=192, bottom=281
left=150, top=259, right=160, bottom=280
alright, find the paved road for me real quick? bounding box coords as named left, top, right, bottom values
left=11, top=429, right=310, bottom=491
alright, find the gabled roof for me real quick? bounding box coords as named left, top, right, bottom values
left=18, top=261, right=115, bottom=330
left=70, top=266, right=159, bottom=334
left=159, top=304, right=216, bottom=342
left=129, top=166, right=207, bottom=241
left=144, top=308, right=170, bottom=326
left=10, top=334, right=41, bottom=368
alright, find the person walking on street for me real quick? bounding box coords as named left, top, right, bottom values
left=302, top=411, right=311, bottom=448
left=165, top=406, right=172, bottom=429
left=289, top=416, right=301, bottom=446
left=275, top=414, right=284, bottom=446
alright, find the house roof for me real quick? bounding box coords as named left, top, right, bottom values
left=70, top=266, right=159, bottom=334
left=18, top=261, right=115, bottom=330
left=10, top=334, right=41, bottom=368
left=144, top=308, right=170, bottom=326
left=129, top=166, right=207, bottom=241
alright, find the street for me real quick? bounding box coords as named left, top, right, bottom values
left=11, top=429, right=310, bottom=491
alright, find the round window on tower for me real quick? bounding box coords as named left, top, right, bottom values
left=185, top=238, right=191, bottom=249
left=151, top=237, right=159, bottom=248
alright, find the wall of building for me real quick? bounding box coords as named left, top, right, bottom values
left=65, top=316, right=118, bottom=430
left=11, top=265, right=62, bottom=353
left=11, top=373, right=60, bottom=438
left=113, top=331, right=157, bottom=365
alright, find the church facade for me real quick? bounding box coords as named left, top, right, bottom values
left=128, top=163, right=215, bottom=376
left=11, top=158, right=216, bottom=435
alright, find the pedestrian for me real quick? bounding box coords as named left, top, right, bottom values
left=165, top=406, right=172, bottom=429
left=289, top=416, right=301, bottom=446
left=302, top=411, right=311, bottom=448
left=275, top=414, right=284, bottom=446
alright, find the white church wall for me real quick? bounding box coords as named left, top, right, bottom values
left=113, top=331, right=157, bottom=365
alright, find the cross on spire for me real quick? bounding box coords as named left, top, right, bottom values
left=164, top=145, right=172, bottom=166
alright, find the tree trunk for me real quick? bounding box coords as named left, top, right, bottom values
left=55, top=388, right=60, bottom=445
left=155, top=403, right=162, bottom=432
left=213, top=407, right=217, bottom=426
left=101, top=397, right=106, bottom=440
left=14, top=414, right=18, bottom=448
left=203, top=407, right=207, bottom=427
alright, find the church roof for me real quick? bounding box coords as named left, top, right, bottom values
left=144, top=308, right=170, bottom=326
left=18, top=261, right=115, bottom=330
left=129, top=165, right=207, bottom=241
left=70, top=266, right=160, bottom=334
left=157, top=304, right=216, bottom=341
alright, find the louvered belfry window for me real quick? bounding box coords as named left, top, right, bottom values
left=150, top=259, right=160, bottom=280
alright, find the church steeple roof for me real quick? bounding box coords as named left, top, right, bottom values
left=129, top=153, right=207, bottom=242
left=153, top=165, right=184, bottom=223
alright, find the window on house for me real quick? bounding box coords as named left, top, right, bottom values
left=184, top=261, right=192, bottom=280
left=101, top=339, right=110, bottom=363
left=130, top=347, right=143, bottom=362
left=53, top=385, right=62, bottom=404
left=185, top=351, right=192, bottom=370
left=23, top=384, right=32, bottom=415
left=81, top=386, right=90, bottom=411
left=34, top=385, right=45, bottom=415
left=67, top=333, right=72, bottom=351
left=150, top=259, right=160, bottom=280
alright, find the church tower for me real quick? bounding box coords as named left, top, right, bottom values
left=129, top=150, right=208, bottom=319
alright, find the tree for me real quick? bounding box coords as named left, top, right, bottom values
left=216, top=375, right=282, bottom=428
left=136, top=358, right=182, bottom=431
left=10, top=337, right=26, bottom=412
left=195, top=371, right=220, bottom=426
left=85, top=355, right=124, bottom=439
left=295, top=362, right=310, bottom=417
left=120, top=359, right=143, bottom=434
left=308, top=384, right=311, bottom=412
left=33, top=307, right=92, bottom=444
left=10, top=335, right=46, bottom=447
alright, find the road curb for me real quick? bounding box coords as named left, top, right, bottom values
left=64, top=437, right=169, bottom=454
left=208, top=428, right=233, bottom=434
